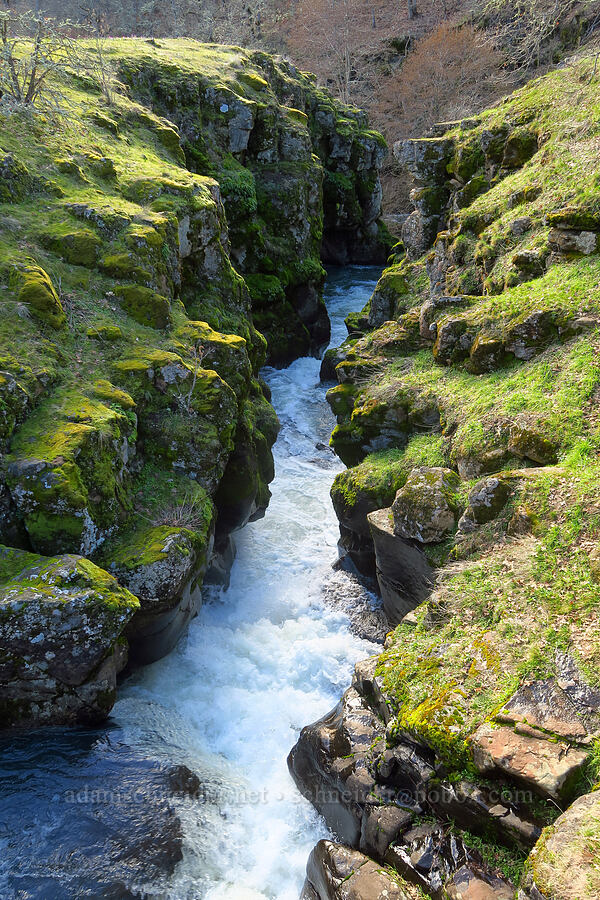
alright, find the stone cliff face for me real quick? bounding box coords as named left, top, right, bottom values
left=0, top=39, right=387, bottom=729
left=293, top=53, right=600, bottom=899
left=116, top=42, right=390, bottom=364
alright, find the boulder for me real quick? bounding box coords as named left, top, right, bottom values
left=470, top=723, right=587, bottom=801
left=394, top=137, right=455, bottom=185
left=330, top=452, right=410, bottom=575
left=427, top=780, right=541, bottom=849
left=522, top=790, right=600, bottom=900
left=360, top=804, right=414, bottom=859
left=420, top=295, right=469, bottom=341
left=495, top=678, right=600, bottom=742
left=444, top=865, right=514, bottom=899
left=105, top=520, right=213, bottom=665
left=392, top=467, right=461, bottom=544
left=504, top=310, right=556, bottom=360
left=368, top=508, right=435, bottom=624
left=303, top=841, right=421, bottom=900
left=13, top=264, right=66, bottom=329
left=511, top=250, right=546, bottom=280
left=468, top=336, right=506, bottom=374
left=502, top=128, right=538, bottom=168
left=458, top=475, right=513, bottom=531
left=433, top=317, right=472, bottom=365
left=548, top=227, right=598, bottom=255
left=384, top=821, right=471, bottom=895
left=508, top=217, right=533, bottom=236
left=456, top=448, right=511, bottom=480
left=507, top=425, right=558, bottom=465
left=287, top=686, right=385, bottom=846
left=0, top=546, right=138, bottom=728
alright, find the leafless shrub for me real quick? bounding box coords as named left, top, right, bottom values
left=150, top=493, right=207, bottom=531
left=480, top=0, right=600, bottom=71
left=177, top=341, right=206, bottom=414
left=0, top=9, right=82, bottom=111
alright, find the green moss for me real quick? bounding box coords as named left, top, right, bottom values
left=114, top=284, right=171, bottom=329
left=12, top=265, right=65, bottom=329
left=90, top=379, right=136, bottom=410
left=40, top=228, right=102, bottom=268
left=99, top=252, right=152, bottom=284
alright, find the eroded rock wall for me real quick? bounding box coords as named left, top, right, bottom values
left=0, top=40, right=387, bottom=728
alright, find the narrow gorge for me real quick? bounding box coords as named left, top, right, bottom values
left=1, top=27, right=600, bottom=900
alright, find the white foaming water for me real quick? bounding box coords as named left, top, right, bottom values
left=113, top=267, right=382, bottom=899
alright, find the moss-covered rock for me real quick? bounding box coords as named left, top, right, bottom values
left=508, top=423, right=558, bottom=465
left=5, top=390, right=136, bottom=556
left=0, top=153, right=37, bottom=202
left=523, top=791, right=600, bottom=899
left=114, top=284, right=171, bottom=329
left=0, top=545, right=138, bottom=728
left=40, top=228, right=103, bottom=268
left=12, top=265, right=66, bottom=329
left=392, top=466, right=461, bottom=544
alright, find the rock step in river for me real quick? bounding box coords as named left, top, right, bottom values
left=0, top=266, right=383, bottom=900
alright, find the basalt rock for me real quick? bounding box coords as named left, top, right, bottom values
left=288, top=658, right=435, bottom=850
left=391, top=467, right=461, bottom=544
left=504, top=310, right=557, bottom=360
left=302, top=841, right=422, bottom=900
left=0, top=546, right=138, bottom=728
left=458, top=474, right=514, bottom=532
left=522, top=790, right=600, bottom=900
left=288, top=685, right=386, bottom=846
left=368, top=508, right=435, bottom=625
left=428, top=780, right=542, bottom=850
left=507, top=424, right=558, bottom=465
left=470, top=723, right=588, bottom=802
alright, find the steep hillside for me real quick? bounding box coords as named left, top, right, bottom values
left=0, top=39, right=387, bottom=728
left=292, top=54, right=600, bottom=899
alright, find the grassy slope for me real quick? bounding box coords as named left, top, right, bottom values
left=330, top=55, right=600, bottom=798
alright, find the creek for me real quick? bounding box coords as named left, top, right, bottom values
left=0, top=267, right=382, bottom=900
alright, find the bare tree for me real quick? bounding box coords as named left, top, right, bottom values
left=481, top=0, right=600, bottom=70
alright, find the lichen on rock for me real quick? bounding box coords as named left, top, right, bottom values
left=0, top=545, right=138, bottom=728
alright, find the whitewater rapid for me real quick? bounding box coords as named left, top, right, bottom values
left=0, top=267, right=382, bottom=900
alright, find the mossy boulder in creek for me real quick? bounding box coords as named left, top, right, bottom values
left=0, top=546, right=138, bottom=728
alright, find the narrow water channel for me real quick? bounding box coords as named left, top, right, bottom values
left=0, top=267, right=382, bottom=900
